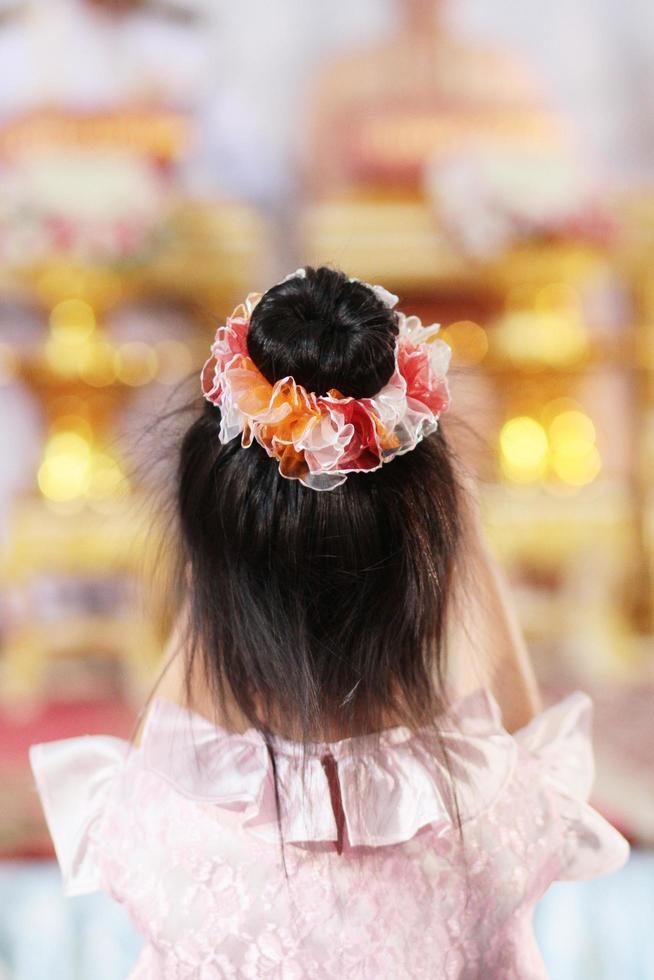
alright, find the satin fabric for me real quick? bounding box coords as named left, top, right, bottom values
left=30, top=688, right=629, bottom=978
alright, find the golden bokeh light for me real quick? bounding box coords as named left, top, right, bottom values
left=88, top=453, right=128, bottom=500
left=44, top=337, right=98, bottom=378
left=38, top=431, right=93, bottom=502
left=551, top=444, right=602, bottom=486
left=49, top=298, right=96, bottom=344
left=45, top=431, right=92, bottom=461
left=114, top=342, right=159, bottom=386
left=549, top=409, right=596, bottom=457
left=549, top=408, right=600, bottom=486
left=496, top=310, right=589, bottom=368
left=500, top=416, right=548, bottom=483
left=441, top=320, right=488, bottom=365
left=499, top=407, right=601, bottom=488
left=37, top=431, right=129, bottom=503
left=80, top=340, right=117, bottom=387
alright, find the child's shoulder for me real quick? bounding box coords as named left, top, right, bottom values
left=29, top=687, right=629, bottom=896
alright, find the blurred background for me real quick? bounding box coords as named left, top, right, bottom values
left=0, top=0, right=652, bottom=977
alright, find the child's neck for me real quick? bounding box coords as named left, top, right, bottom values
left=185, top=686, right=406, bottom=743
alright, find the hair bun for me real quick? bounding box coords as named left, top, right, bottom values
left=246, top=266, right=399, bottom=399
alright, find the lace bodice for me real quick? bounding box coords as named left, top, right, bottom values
left=30, top=688, right=629, bottom=979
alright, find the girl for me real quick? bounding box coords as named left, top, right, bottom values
left=31, top=266, right=629, bottom=978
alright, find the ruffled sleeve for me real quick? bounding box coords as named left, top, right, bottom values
left=514, top=692, right=630, bottom=882
left=29, top=736, right=128, bottom=896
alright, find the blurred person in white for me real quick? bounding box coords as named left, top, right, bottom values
left=0, top=0, right=270, bottom=202
left=305, top=0, right=654, bottom=195
left=29, top=268, right=628, bottom=978
left=300, top=0, right=620, bottom=265
left=305, top=0, right=563, bottom=197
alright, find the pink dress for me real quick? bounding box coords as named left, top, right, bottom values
left=30, top=688, right=629, bottom=979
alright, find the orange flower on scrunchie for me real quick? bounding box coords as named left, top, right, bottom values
left=201, top=278, right=451, bottom=491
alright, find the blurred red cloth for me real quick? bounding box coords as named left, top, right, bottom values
left=0, top=698, right=135, bottom=859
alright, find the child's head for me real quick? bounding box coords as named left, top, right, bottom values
left=175, top=266, right=464, bottom=742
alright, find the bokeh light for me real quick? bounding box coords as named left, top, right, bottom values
left=80, top=340, right=117, bottom=387
left=440, top=320, right=488, bottom=365
left=497, top=309, right=589, bottom=367
left=500, top=407, right=602, bottom=487
left=87, top=452, right=128, bottom=500
left=549, top=409, right=601, bottom=485
left=500, top=416, right=549, bottom=482
left=37, top=430, right=93, bottom=502
left=49, top=298, right=96, bottom=344
left=551, top=443, right=602, bottom=485
left=114, top=342, right=158, bottom=386
left=37, top=430, right=128, bottom=503
left=549, top=409, right=596, bottom=455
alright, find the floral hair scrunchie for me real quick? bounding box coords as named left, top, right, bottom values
left=201, top=269, right=451, bottom=491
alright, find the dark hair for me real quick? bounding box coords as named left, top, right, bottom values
left=173, top=266, right=465, bottom=859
